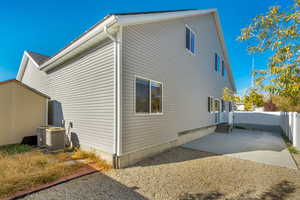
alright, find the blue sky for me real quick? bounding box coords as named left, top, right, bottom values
left=0, top=0, right=289, bottom=94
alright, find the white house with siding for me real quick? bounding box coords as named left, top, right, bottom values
left=16, top=9, right=236, bottom=168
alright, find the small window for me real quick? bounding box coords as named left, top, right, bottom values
left=214, top=53, right=218, bottom=71
left=136, top=78, right=150, bottom=113
left=185, top=26, right=195, bottom=54
left=208, top=96, right=214, bottom=113
left=221, top=100, right=225, bottom=112
left=221, top=60, right=225, bottom=76
left=214, top=99, right=220, bottom=112
left=229, top=101, right=232, bottom=112
left=135, top=77, right=163, bottom=114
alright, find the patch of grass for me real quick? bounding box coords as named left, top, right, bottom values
left=71, top=149, right=112, bottom=171
left=55, top=152, right=72, bottom=162
left=71, top=149, right=95, bottom=160
left=288, top=146, right=299, bottom=154
left=281, top=134, right=299, bottom=154
left=0, top=151, right=83, bottom=198
left=233, top=125, right=247, bottom=129
left=0, top=144, right=32, bottom=155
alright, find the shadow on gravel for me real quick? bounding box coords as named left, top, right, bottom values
left=21, top=173, right=148, bottom=200
left=178, top=180, right=295, bottom=200
left=135, top=147, right=218, bottom=167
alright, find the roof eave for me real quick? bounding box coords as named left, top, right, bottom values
left=16, top=51, right=41, bottom=81
left=116, top=9, right=217, bottom=26
left=211, top=11, right=236, bottom=92
left=40, top=15, right=118, bottom=72
left=39, top=9, right=217, bottom=72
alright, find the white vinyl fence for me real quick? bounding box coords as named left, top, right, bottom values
left=280, top=112, right=300, bottom=149
left=234, top=111, right=300, bottom=150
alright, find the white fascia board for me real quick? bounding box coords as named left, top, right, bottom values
left=116, top=9, right=216, bottom=26
left=212, top=12, right=236, bottom=92
left=16, top=51, right=40, bottom=81
left=16, top=53, right=28, bottom=80
left=40, top=15, right=118, bottom=72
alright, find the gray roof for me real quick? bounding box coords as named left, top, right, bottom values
left=27, top=51, right=50, bottom=65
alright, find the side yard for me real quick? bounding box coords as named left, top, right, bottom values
left=21, top=147, right=300, bottom=200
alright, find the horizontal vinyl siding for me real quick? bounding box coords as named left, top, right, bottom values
left=48, top=40, right=115, bottom=154
left=122, top=14, right=231, bottom=153
left=21, top=59, right=49, bottom=95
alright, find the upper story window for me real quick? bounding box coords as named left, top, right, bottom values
left=185, top=26, right=195, bottom=54
left=135, top=77, right=163, bottom=114
left=221, top=60, right=225, bottom=76
left=214, top=53, right=222, bottom=72
left=214, top=53, right=218, bottom=71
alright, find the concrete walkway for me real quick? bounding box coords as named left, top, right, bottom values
left=183, top=129, right=297, bottom=169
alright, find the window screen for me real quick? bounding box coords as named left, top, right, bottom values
left=214, top=53, right=218, bottom=71
left=136, top=78, right=150, bottom=113
left=151, top=81, right=162, bottom=113
left=222, top=60, right=225, bottom=76
left=186, top=27, right=190, bottom=50
left=186, top=26, right=195, bottom=54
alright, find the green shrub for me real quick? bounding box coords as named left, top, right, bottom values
left=0, top=144, right=32, bottom=155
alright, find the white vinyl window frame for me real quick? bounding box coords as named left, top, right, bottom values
left=134, top=75, right=163, bottom=115
left=185, top=24, right=196, bottom=55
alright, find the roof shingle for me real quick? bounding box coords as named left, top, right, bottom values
left=27, top=51, right=50, bottom=65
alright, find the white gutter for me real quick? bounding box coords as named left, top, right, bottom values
left=104, top=25, right=122, bottom=160
left=104, top=26, right=117, bottom=42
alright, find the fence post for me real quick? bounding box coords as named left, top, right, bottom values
left=289, top=112, right=293, bottom=141
left=293, top=112, right=300, bottom=149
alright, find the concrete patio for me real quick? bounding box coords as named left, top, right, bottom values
left=183, top=129, right=297, bottom=169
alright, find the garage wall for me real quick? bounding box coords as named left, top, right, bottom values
left=0, top=81, right=47, bottom=146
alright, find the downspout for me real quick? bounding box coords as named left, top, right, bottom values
left=104, top=25, right=120, bottom=168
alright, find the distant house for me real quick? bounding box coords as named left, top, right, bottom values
left=236, top=103, right=245, bottom=111
left=16, top=9, right=236, bottom=167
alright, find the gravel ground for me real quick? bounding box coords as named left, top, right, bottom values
left=22, top=147, right=300, bottom=200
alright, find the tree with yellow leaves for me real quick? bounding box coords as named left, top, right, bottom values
left=238, top=0, right=300, bottom=110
